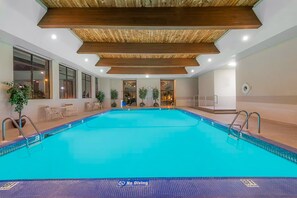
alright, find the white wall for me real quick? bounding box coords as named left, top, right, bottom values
left=99, top=78, right=111, bottom=108
left=0, top=41, right=14, bottom=120
left=198, top=69, right=236, bottom=110
left=198, top=71, right=214, bottom=97
left=175, top=78, right=198, bottom=106
left=214, top=69, right=236, bottom=110
left=236, top=36, right=297, bottom=125
left=111, top=79, right=123, bottom=107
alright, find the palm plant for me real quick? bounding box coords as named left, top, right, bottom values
left=139, top=87, right=148, bottom=107
left=110, top=89, right=118, bottom=107
left=96, top=91, right=105, bottom=103
left=152, top=88, right=159, bottom=107
left=2, top=82, right=31, bottom=127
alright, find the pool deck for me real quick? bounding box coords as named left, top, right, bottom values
left=1, top=178, right=297, bottom=198
left=1, top=107, right=297, bottom=198
left=183, top=107, right=297, bottom=149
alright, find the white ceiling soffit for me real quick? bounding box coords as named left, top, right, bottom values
left=0, top=0, right=297, bottom=79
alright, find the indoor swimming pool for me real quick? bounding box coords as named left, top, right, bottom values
left=0, top=109, right=297, bottom=180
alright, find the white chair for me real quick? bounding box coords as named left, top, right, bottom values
left=93, top=102, right=101, bottom=110
left=85, top=102, right=93, bottom=112
left=44, top=106, right=63, bottom=121
left=63, top=104, right=79, bottom=117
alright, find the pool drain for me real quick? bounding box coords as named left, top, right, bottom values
left=0, top=182, right=19, bottom=190
left=240, top=179, right=259, bottom=187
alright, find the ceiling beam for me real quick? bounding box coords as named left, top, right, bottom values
left=38, top=7, right=261, bottom=29
left=97, top=58, right=199, bottom=67
left=107, top=67, right=187, bottom=74
left=78, top=43, right=219, bottom=54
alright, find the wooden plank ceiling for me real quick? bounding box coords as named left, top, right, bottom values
left=40, top=0, right=260, bottom=75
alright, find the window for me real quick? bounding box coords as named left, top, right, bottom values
left=123, top=80, right=137, bottom=106
left=95, top=77, right=99, bottom=95
left=160, top=80, right=175, bottom=106
left=13, top=48, right=50, bottom=99
left=82, top=73, right=92, bottom=98
left=59, top=65, right=77, bottom=99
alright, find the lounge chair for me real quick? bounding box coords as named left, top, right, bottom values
left=63, top=104, right=78, bottom=117
left=44, top=106, right=63, bottom=120
left=85, top=102, right=93, bottom=112
left=93, top=102, right=101, bottom=110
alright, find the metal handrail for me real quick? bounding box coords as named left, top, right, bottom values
left=228, top=111, right=261, bottom=139
left=21, top=115, right=42, bottom=140
left=228, top=110, right=249, bottom=132
left=247, top=112, right=261, bottom=134
left=2, top=117, right=29, bottom=147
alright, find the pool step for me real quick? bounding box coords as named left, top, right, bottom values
left=28, top=140, right=42, bottom=148
left=193, top=107, right=237, bottom=114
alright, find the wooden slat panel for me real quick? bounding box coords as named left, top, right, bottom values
left=98, top=54, right=198, bottom=59
left=38, top=7, right=261, bottom=29
left=78, top=42, right=219, bottom=54
left=43, top=0, right=259, bottom=8
left=107, top=67, right=188, bottom=74
left=97, top=58, right=199, bottom=67
left=73, top=29, right=226, bottom=43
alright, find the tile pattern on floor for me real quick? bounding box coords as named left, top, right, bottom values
left=1, top=178, right=297, bottom=198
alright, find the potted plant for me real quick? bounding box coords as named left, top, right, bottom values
left=96, top=91, right=105, bottom=108
left=152, top=88, right=159, bottom=107
left=139, top=87, right=148, bottom=107
left=110, top=89, right=118, bottom=107
left=2, top=82, right=31, bottom=128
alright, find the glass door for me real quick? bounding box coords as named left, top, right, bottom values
left=160, top=80, right=175, bottom=106
left=123, top=80, right=137, bottom=106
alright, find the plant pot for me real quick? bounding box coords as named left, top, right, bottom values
left=111, top=102, right=117, bottom=108
left=153, top=102, right=159, bottom=107
left=12, top=118, right=26, bottom=128
left=140, top=102, right=145, bottom=107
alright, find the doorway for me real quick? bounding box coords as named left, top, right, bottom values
left=160, top=80, right=175, bottom=106
left=123, top=80, right=137, bottom=106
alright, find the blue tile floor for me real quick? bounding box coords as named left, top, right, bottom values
left=0, top=178, right=297, bottom=198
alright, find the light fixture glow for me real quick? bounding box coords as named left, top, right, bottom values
left=228, top=61, right=237, bottom=67
left=145, top=75, right=149, bottom=78
left=208, top=58, right=212, bottom=62
left=84, top=58, right=89, bottom=62
left=242, top=35, right=249, bottom=42
left=51, top=34, right=57, bottom=40
left=191, top=69, right=195, bottom=73
left=60, top=86, right=65, bottom=90
left=40, top=71, right=44, bottom=75
left=100, top=69, right=104, bottom=73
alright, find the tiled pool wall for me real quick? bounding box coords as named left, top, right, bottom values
left=1, top=108, right=297, bottom=165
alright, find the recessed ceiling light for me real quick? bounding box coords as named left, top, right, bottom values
left=100, top=69, right=104, bottom=73
left=145, top=75, right=149, bottom=78
left=84, top=58, right=89, bottom=62
left=242, top=35, right=249, bottom=42
left=228, top=61, right=237, bottom=67
left=191, top=69, right=195, bottom=73
left=208, top=58, right=212, bottom=62
left=51, top=34, right=57, bottom=40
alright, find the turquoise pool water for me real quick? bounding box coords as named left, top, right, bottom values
left=1, top=109, right=297, bottom=180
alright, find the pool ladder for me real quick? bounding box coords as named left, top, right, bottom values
left=2, top=115, right=42, bottom=147
left=228, top=110, right=261, bottom=139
